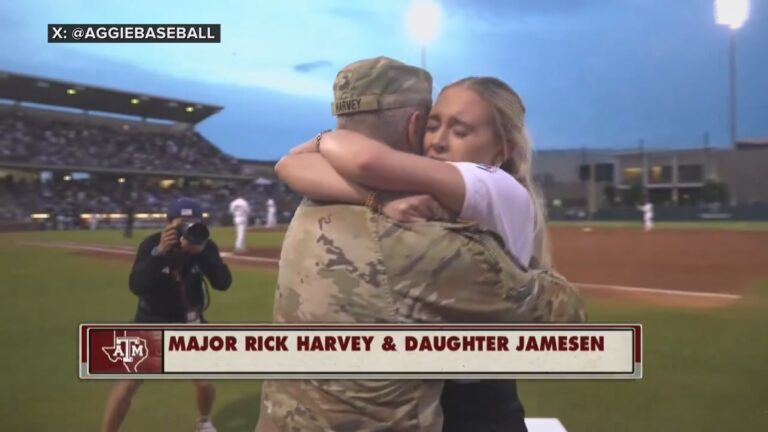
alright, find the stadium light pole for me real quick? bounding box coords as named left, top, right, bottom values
left=405, top=0, right=442, bottom=68
left=715, top=0, right=750, bottom=148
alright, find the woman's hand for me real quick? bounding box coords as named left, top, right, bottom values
left=381, top=194, right=451, bottom=223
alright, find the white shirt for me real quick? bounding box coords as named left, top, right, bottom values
left=266, top=199, right=276, bottom=212
left=229, top=198, right=251, bottom=224
left=451, top=162, right=535, bottom=267
left=640, top=203, right=653, bottom=218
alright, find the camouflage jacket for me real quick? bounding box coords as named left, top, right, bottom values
left=256, top=201, right=585, bottom=432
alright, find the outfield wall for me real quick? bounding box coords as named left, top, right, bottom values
left=549, top=204, right=768, bottom=221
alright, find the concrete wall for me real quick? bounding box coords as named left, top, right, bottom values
left=532, top=149, right=615, bottom=210
left=534, top=147, right=768, bottom=208
left=715, top=148, right=768, bottom=204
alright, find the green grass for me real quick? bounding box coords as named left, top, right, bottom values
left=0, top=243, right=276, bottom=432
left=1, top=232, right=767, bottom=431
left=550, top=220, right=768, bottom=231
left=519, top=287, right=768, bottom=431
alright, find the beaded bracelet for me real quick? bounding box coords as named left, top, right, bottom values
left=365, top=191, right=382, bottom=214
left=315, top=129, right=332, bottom=152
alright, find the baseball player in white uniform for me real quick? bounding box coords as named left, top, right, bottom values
left=229, top=197, right=251, bottom=252
left=89, top=212, right=99, bottom=231
left=265, top=198, right=277, bottom=228
left=638, top=200, right=654, bottom=232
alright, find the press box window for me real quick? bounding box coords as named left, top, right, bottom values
left=578, top=163, right=614, bottom=182
left=648, top=166, right=672, bottom=184
left=621, top=167, right=642, bottom=185
left=678, top=164, right=704, bottom=183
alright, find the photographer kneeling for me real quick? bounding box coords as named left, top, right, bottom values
left=100, top=198, right=232, bottom=432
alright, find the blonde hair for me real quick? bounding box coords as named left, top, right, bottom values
left=444, top=77, right=552, bottom=269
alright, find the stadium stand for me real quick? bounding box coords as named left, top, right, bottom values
left=0, top=71, right=300, bottom=229
left=0, top=172, right=300, bottom=225
left=0, top=110, right=241, bottom=173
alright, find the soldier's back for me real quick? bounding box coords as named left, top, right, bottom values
left=259, top=201, right=444, bottom=432
left=272, top=201, right=394, bottom=324
left=373, top=216, right=586, bottom=325
left=258, top=204, right=585, bottom=432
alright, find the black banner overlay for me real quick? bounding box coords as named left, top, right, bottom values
left=48, top=24, right=220, bottom=43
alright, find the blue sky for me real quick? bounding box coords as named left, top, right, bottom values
left=1, top=0, right=766, bottom=159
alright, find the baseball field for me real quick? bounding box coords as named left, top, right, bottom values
left=2, top=222, right=767, bottom=431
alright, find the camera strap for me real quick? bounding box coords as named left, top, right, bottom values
left=170, top=265, right=200, bottom=323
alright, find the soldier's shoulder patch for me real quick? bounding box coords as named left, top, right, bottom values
left=475, top=164, right=499, bottom=173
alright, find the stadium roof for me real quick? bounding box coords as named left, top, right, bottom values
left=736, top=139, right=768, bottom=150
left=0, top=160, right=259, bottom=180
left=0, top=70, right=222, bottom=124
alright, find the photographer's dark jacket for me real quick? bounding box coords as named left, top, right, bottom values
left=129, top=232, right=232, bottom=323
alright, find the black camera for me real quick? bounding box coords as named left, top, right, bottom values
left=176, top=221, right=210, bottom=246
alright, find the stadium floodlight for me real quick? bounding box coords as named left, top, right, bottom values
left=66, top=88, right=77, bottom=95
left=405, top=0, right=441, bottom=45
left=715, top=0, right=750, bottom=29
left=715, top=0, right=749, bottom=148
left=185, top=106, right=195, bottom=113
left=130, top=98, right=140, bottom=105
left=118, top=177, right=126, bottom=184
left=405, top=0, right=442, bottom=68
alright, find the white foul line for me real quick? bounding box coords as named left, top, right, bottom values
left=19, top=240, right=741, bottom=299
left=19, top=241, right=136, bottom=254
left=575, top=283, right=742, bottom=299
left=19, top=241, right=280, bottom=264
left=218, top=252, right=279, bottom=263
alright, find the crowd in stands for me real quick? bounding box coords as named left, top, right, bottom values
left=0, top=108, right=305, bottom=227
left=0, top=110, right=241, bottom=174
left=0, top=109, right=308, bottom=229
left=0, top=174, right=302, bottom=227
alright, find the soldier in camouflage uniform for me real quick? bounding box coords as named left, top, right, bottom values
left=255, top=57, right=586, bottom=432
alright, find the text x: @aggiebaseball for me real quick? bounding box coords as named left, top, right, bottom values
left=48, top=25, right=221, bottom=43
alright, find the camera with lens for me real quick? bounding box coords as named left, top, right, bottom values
left=176, top=221, right=210, bottom=246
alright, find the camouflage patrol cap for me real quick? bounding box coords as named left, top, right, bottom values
left=332, top=56, right=433, bottom=116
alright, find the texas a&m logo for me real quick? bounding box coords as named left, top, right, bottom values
left=102, top=331, right=149, bottom=373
